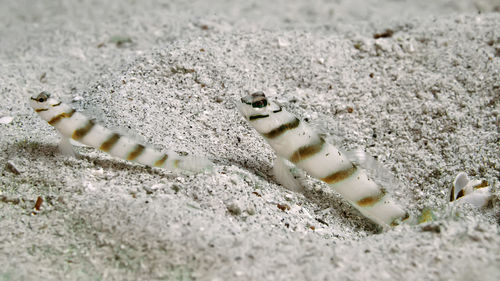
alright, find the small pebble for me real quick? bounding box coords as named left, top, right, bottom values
left=227, top=201, right=242, bottom=215
left=421, top=224, right=441, bottom=233
left=246, top=206, right=256, bottom=215
left=144, top=184, right=163, bottom=194
left=277, top=203, right=290, bottom=211
left=31, top=196, right=44, bottom=215
left=34, top=196, right=43, bottom=211
left=0, top=116, right=13, bottom=124
left=6, top=161, right=21, bottom=175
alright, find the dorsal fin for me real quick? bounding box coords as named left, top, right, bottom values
left=451, top=172, right=469, bottom=201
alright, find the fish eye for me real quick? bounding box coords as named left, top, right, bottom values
left=35, top=92, right=50, bottom=103
left=251, top=99, right=267, bottom=108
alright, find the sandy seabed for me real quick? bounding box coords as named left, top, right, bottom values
left=1, top=1, right=499, bottom=280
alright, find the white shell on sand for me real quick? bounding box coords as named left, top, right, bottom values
left=0, top=116, right=13, bottom=124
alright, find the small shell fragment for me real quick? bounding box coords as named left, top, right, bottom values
left=31, top=196, right=43, bottom=216
left=0, top=116, right=14, bottom=124
left=6, top=161, right=21, bottom=175
left=34, top=196, right=43, bottom=211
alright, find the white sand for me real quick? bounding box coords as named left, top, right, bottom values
left=1, top=0, right=499, bottom=280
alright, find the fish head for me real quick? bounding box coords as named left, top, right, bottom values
left=30, top=91, right=57, bottom=111
left=236, top=91, right=281, bottom=121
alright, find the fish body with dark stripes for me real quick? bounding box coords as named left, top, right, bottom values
left=30, top=92, right=212, bottom=173
left=237, top=92, right=409, bottom=228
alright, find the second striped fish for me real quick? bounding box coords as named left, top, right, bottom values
left=30, top=91, right=212, bottom=173
left=237, top=92, right=409, bottom=228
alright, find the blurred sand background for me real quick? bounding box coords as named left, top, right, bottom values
left=1, top=0, right=499, bottom=280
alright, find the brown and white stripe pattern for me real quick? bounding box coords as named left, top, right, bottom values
left=30, top=92, right=212, bottom=173
left=237, top=92, right=409, bottom=227
left=450, top=172, right=492, bottom=208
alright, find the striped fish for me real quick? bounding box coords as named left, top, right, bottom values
left=30, top=91, right=212, bottom=173
left=237, top=92, right=409, bottom=228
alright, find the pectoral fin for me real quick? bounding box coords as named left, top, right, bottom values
left=58, top=135, right=77, bottom=158
left=273, top=157, right=305, bottom=193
